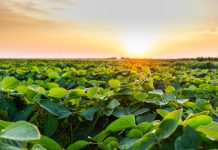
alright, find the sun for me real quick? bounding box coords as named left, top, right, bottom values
left=120, top=32, right=155, bottom=57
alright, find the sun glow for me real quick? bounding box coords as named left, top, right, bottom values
left=120, top=32, right=155, bottom=57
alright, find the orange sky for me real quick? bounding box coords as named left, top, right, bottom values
left=0, top=0, right=218, bottom=58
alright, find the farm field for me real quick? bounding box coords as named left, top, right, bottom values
left=0, top=59, right=218, bottom=150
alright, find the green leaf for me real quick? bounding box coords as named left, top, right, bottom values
left=0, top=121, right=40, bottom=141
left=47, top=82, right=59, bottom=89
left=67, top=140, right=89, bottom=150
left=137, top=122, right=153, bottom=133
left=156, top=109, right=169, bottom=118
left=109, top=79, right=120, bottom=89
left=102, top=137, right=119, bottom=150
left=129, top=132, right=156, bottom=150
left=16, top=85, right=29, bottom=94
left=134, top=108, right=150, bottom=116
left=43, top=114, right=58, bottom=137
left=155, top=109, right=183, bottom=140
left=129, top=110, right=182, bottom=150
left=107, top=99, right=120, bottom=110
left=1, top=76, right=20, bottom=90
left=165, top=85, right=175, bottom=93
left=184, top=115, right=212, bottom=128
left=0, top=139, right=26, bottom=150
left=39, top=100, right=71, bottom=119
left=195, top=99, right=213, bottom=111
left=148, top=90, right=163, bottom=96
left=31, top=144, right=47, bottom=150
left=28, top=85, right=45, bottom=94
left=162, top=92, right=176, bottom=102
left=106, top=115, right=135, bottom=132
left=92, top=115, right=135, bottom=142
left=175, top=126, right=202, bottom=150
left=47, top=71, right=60, bottom=79
left=92, top=130, right=109, bottom=143
left=48, top=87, right=67, bottom=98
left=197, top=121, right=218, bottom=141
left=14, top=104, right=36, bottom=121
left=128, top=129, right=142, bottom=138
left=32, top=135, right=62, bottom=150
left=176, top=99, right=189, bottom=104
left=67, top=89, right=85, bottom=99
left=105, top=99, right=120, bottom=116
left=79, top=107, right=99, bottom=121
left=0, top=120, right=12, bottom=129
left=134, top=92, right=148, bottom=101
left=87, top=87, right=99, bottom=98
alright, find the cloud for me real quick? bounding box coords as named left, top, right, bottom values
left=0, top=3, right=54, bottom=29
left=11, top=1, right=49, bottom=14
left=1, top=0, right=49, bottom=15
left=46, top=0, right=74, bottom=4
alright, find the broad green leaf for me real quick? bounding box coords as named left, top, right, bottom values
left=129, top=110, right=182, bottom=150
left=148, top=90, right=163, bottom=96
left=39, top=100, right=71, bottom=119
left=0, top=121, right=40, bottom=141
left=43, top=114, right=58, bottom=137
left=196, top=99, right=213, bottom=111
left=156, top=109, right=169, bottom=117
left=128, top=129, right=142, bottom=138
left=103, top=141, right=119, bottom=150
left=48, top=87, right=67, bottom=98
left=32, top=135, right=62, bottom=150
left=155, top=109, right=182, bottom=140
left=137, top=122, right=153, bottom=133
left=16, top=85, right=29, bottom=94
left=0, top=120, right=12, bottom=129
left=0, top=139, right=26, bottom=150
left=67, top=140, right=89, bottom=150
left=47, top=71, right=60, bottom=79
left=184, top=115, right=212, bottom=128
left=92, top=130, right=109, bottom=143
left=102, top=137, right=117, bottom=145
left=106, top=99, right=120, bottom=110
left=175, top=126, right=202, bottom=150
left=14, top=104, right=36, bottom=121
left=28, top=85, right=45, bottom=94
left=120, top=138, right=138, bottom=149
left=31, top=144, right=47, bottom=150
left=47, top=82, right=59, bottom=89
left=105, top=99, right=120, bottom=116
left=197, top=122, right=218, bottom=141
left=129, top=132, right=156, bottom=150
left=79, top=107, right=99, bottom=121
left=106, top=115, right=135, bottom=132
left=176, top=99, right=189, bottom=104
left=1, top=76, right=20, bottom=90
left=134, top=92, right=148, bottom=101
left=67, top=89, right=85, bottom=99
left=162, top=92, right=176, bottom=102
left=134, top=108, right=150, bottom=116
left=87, top=87, right=99, bottom=98
left=93, top=115, right=135, bottom=142
left=109, top=79, right=120, bottom=89
left=165, top=85, right=175, bottom=93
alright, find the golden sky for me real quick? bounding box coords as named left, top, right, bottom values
left=0, top=0, right=218, bottom=58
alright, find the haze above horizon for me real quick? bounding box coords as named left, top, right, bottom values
left=0, top=0, right=218, bottom=58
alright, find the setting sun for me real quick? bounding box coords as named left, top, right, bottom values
left=120, top=32, right=155, bottom=56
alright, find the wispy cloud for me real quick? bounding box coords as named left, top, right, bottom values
left=46, top=0, right=74, bottom=5
left=0, top=2, right=54, bottom=29
left=1, top=0, right=49, bottom=15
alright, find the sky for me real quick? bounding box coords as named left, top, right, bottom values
left=0, top=0, right=218, bottom=58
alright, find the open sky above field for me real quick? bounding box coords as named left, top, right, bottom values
left=0, top=0, right=218, bottom=58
